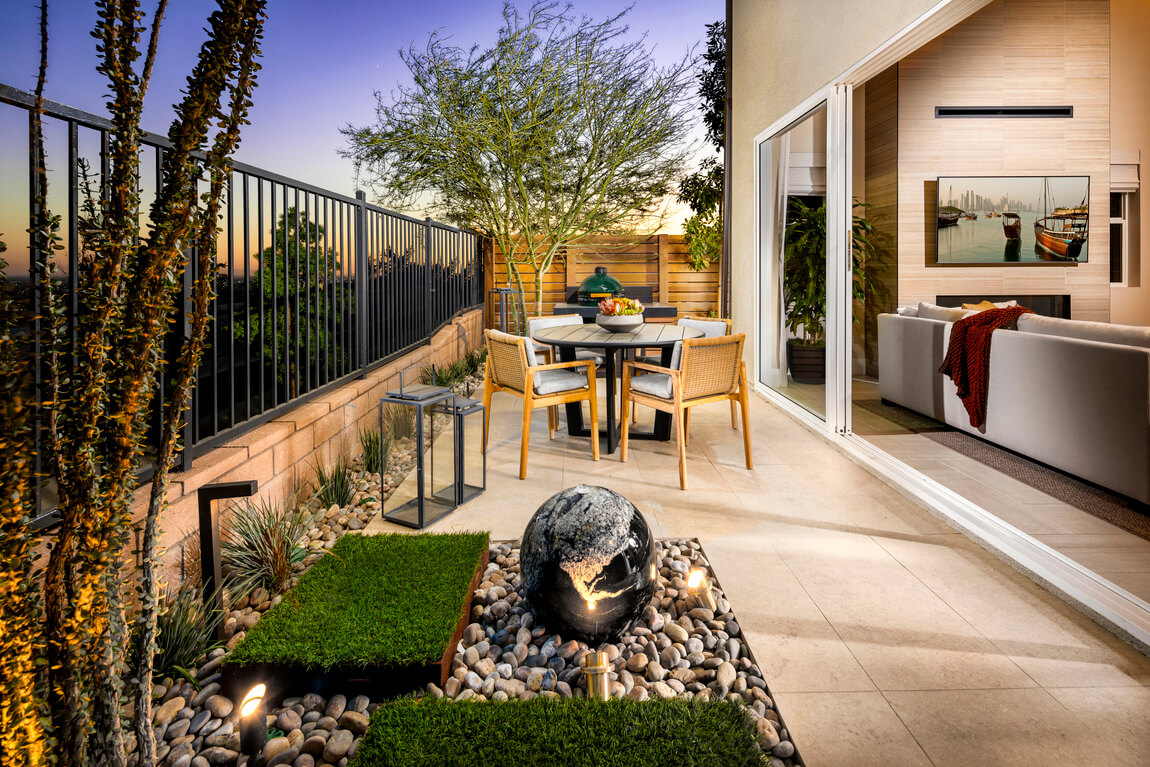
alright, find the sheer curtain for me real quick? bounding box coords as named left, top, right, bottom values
left=759, top=132, right=790, bottom=388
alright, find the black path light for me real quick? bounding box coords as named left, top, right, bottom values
left=197, top=480, right=258, bottom=637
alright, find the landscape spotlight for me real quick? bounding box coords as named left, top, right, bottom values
left=582, top=651, right=611, bottom=701
left=237, top=682, right=267, bottom=757
left=686, top=568, right=718, bottom=612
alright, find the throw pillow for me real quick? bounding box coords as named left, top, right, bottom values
left=917, top=301, right=975, bottom=323
left=961, top=300, right=998, bottom=312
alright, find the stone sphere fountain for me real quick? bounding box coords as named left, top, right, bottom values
left=520, top=485, right=656, bottom=643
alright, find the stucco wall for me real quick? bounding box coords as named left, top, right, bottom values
left=132, top=309, right=484, bottom=574
left=729, top=0, right=943, bottom=360
left=1110, top=0, right=1150, bottom=325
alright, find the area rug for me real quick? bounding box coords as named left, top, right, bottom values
left=855, top=399, right=1150, bottom=542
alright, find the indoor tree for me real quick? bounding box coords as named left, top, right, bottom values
left=340, top=0, right=694, bottom=328
left=0, top=1, right=267, bottom=764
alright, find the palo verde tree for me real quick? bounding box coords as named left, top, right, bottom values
left=678, top=20, right=725, bottom=271
left=341, top=0, right=694, bottom=326
left=0, top=1, right=267, bottom=764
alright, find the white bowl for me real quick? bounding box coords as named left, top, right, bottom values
left=595, top=313, right=644, bottom=333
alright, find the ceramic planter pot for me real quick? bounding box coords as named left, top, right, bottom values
left=595, top=313, right=644, bottom=333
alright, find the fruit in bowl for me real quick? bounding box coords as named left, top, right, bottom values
left=596, top=297, right=644, bottom=332
left=598, top=297, right=644, bottom=316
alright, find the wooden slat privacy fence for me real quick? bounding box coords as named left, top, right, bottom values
left=484, top=235, right=720, bottom=327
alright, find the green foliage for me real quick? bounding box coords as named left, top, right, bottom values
left=359, top=428, right=391, bottom=475
left=420, top=348, right=486, bottom=388
left=350, top=697, right=769, bottom=767
left=697, top=21, right=726, bottom=154
left=341, top=1, right=694, bottom=321
left=14, top=2, right=270, bottom=764
left=314, top=458, right=354, bottom=508
left=141, top=585, right=222, bottom=680
left=227, top=533, right=489, bottom=669
left=679, top=21, right=726, bottom=272
left=783, top=196, right=876, bottom=344
left=381, top=403, right=416, bottom=442
left=220, top=496, right=309, bottom=601
left=235, top=207, right=352, bottom=387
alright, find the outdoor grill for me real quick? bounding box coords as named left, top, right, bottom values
left=577, top=266, right=625, bottom=305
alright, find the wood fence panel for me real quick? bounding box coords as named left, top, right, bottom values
left=485, top=234, right=720, bottom=329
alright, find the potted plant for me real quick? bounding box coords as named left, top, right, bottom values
left=595, top=297, right=645, bottom=332
left=783, top=197, right=876, bottom=384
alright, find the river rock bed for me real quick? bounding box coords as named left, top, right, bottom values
left=429, top=538, right=802, bottom=766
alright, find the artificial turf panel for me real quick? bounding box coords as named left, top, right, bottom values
left=226, top=532, right=489, bottom=669
left=349, top=698, right=770, bottom=767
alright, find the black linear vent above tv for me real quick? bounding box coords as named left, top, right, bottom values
left=935, top=106, right=1074, bottom=119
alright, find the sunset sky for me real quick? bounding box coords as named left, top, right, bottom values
left=0, top=0, right=720, bottom=200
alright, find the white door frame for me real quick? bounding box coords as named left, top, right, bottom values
left=747, top=0, right=1150, bottom=649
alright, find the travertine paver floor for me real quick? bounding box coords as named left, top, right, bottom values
left=365, top=389, right=1150, bottom=767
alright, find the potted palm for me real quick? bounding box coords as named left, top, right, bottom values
left=783, top=197, right=875, bottom=384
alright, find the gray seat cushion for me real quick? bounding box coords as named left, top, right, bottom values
left=533, top=369, right=589, bottom=396
left=630, top=371, right=673, bottom=399
left=679, top=317, right=729, bottom=338
left=575, top=349, right=606, bottom=365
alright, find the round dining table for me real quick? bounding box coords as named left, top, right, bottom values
left=531, top=322, right=704, bottom=454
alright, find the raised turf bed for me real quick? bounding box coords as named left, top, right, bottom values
left=223, top=532, right=489, bottom=702
left=349, top=697, right=771, bottom=767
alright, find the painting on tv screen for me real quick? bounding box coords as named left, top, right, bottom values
left=936, top=176, right=1089, bottom=263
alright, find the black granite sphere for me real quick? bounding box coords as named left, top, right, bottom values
left=520, top=485, right=656, bottom=644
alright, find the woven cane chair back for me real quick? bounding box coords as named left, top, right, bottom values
left=485, top=329, right=529, bottom=393
left=679, top=333, right=745, bottom=401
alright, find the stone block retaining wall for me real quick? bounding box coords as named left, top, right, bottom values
left=133, top=309, right=484, bottom=576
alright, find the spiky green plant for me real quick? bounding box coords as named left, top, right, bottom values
left=220, top=497, right=309, bottom=601
left=141, top=584, right=223, bottom=680
left=314, top=458, right=354, bottom=508
left=382, top=403, right=416, bottom=442
left=359, top=428, right=392, bottom=475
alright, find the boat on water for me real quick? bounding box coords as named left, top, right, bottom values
left=938, top=205, right=962, bottom=228
left=1033, top=178, right=1087, bottom=260
left=1002, top=212, right=1021, bottom=240
left=964, top=213, right=978, bottom=220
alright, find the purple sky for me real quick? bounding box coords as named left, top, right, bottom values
left=1, top=0, right=720, bottom=199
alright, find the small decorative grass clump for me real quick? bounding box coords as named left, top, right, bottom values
left=314, top=458, right=354, bottom=508
left=139, top=584, right=222, bottom=679
left=359, top=428, right=391, bottom=475
left=227, top=532, right=489, bottom=669
left=349, top=698, right=770, bottom=767
left=381, top=403, right=416, bottom=442
left=220, top=496, right=309, bottom=600
left=420, top=348, right=487, bottom=387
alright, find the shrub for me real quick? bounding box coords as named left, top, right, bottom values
left=359, top=428, right=392, bottom=475
left=220, top=496, right=309, bottom=600
left=314, top=458, right=354, bottom=508
left=420, top=348, right=487, bottom=388
left=138, top=583, right=222, bottom=680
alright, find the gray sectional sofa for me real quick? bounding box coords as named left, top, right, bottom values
left=877, top=304, right=1150, bottom=503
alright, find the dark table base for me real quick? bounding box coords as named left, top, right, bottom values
left=558, top=345, right=673, bottom=454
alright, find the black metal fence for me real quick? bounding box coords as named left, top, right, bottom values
left=0, top=84, right=483, bottom=522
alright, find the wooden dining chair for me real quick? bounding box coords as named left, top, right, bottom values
left=620, top=332, right=751, bottom=490
left=527, top=315, right=606, bottom=367
left=632, top=316, right=738, bottom=428
left=482, top=329, right=600, bottom=479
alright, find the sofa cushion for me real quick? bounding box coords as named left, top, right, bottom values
left=1016, top=314, right=1150, bottom=350
left=896, top=305, right=919, bottom=317
left=917, top=301, right=976, bottom=323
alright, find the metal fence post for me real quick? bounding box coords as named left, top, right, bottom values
left=355, top=191, right=369, bottom=376
left=424, top=218, right=434, bottom=341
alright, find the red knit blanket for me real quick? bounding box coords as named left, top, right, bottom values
left=938, top=306, right=1033, bottom=428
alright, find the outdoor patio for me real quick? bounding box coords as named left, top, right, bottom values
left=368, top=390, right=1150, bottom=767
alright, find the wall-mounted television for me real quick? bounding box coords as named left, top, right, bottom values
left=936, top=176, right=1089, bottom=264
